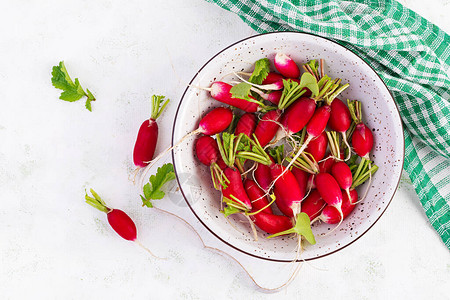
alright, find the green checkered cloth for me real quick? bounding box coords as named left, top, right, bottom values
left=206, top=0, right=450, bottom=249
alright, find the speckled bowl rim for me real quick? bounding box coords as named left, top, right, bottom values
left=171, top=31, right=405, bottom=262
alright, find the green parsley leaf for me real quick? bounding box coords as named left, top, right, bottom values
left=230, top=82, right=252, bottom=100
left=141, top=163, right=176, bottom=208
left=51, top=61, right=96, bottom=111
left=248, top=58, right=270, bottom=85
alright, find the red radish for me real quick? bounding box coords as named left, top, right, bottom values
left=279, top=97, right=316, bottom=136
left=262, top=72, right=284, bottom=85
left=235, top=113, right=257, bottom=137
left=195, top=135, right=221, bottom=166
left=328, top=98, right=352, bottom=160
left=133, top=95, right=170, bottom=168
left=305, top=132, right=328, bottom=162
left=198, top=107, right=234, bottom=135
left=270, top=163, right=304, bottom=217
left=266, top=90, right=283, bottom=105
left=331, top=161, right=353, bottom=199
left=307, top=174, right=316, bottom=190
left=85, top=189, right=161, bottom=258
left=194, top=135, right=226, bottom=168
left=352, top=124, right=374, bottom=159
left=244, top=179, right=273, bottom=214
left=210, top=82, right=259, bottom=112
left=301, top=190, right=326, bottom=220
left=318, top=155, right=336, bottom=173
left=254, top=110, right=282, bottom=147
left=329, top=98, right=351, bottom=133
left=274, top=53, right=300, bottom=78
left=254, top=162, right=272, bottom=192
left=348, top=99, right=374, bottom=159
left=315, top=173, right=344, bottom=220
left=85, top=189, right=136, bottom=240
left=292, top=167, right=309, bottom=194
left=250, top=212, right=293, bottom=235
left=222, top=168, right=252, bottom=210
left=107, top=210, right=137, bottom=241
left=194, top=136, right=228, bottom=190
left=306, top=105, right=332, bottom=138
left=317, top=189, right=358, bottom=224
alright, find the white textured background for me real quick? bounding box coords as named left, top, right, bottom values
left=1, top=0, right=449, bottom=299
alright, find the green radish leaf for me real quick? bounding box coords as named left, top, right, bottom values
left=299, top=73, right=319, bottom=98
left=222, top=205, right=241, bottom=217
left=85, top=98, right=92, bottom=112
left=85, top=188, right=109, bottom=213
left=294, top=212, right=316, bottom=245
left=51, top=61, right=96, bottom=111
left=249, top=58, right=270, bottom=84
left=267, top=144, right=284, bottom=164
left=230, top=82, right=252, bottom=100
left=141, top=163, right=176, bottom=207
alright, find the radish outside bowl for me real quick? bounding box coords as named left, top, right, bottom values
left=171, top=32, right=404, bottom=262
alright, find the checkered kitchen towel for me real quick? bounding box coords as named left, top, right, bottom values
left=206, top=0, right=450, bottom=249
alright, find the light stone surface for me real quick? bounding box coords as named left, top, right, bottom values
left=0, top=0, right=449, bottom=299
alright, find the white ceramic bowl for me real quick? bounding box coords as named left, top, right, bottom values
left=171, top=32, right=404, bottom=262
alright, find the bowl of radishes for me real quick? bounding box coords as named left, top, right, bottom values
left=172, top=32, right=404, bottom=262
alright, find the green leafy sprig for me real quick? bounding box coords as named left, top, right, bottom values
left=51, top=61, right=96, bottom=111
left=141, top=163, right=176, bottom=208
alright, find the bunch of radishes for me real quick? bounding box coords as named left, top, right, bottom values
left=192, top=53, right=378, bottom=245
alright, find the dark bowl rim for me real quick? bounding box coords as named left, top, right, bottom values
left=171, top=31, right=405, bottom=263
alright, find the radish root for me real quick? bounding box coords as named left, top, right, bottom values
left=135, top=240, right=167, bottom=260
left=151, top=206, right=302, bottom=291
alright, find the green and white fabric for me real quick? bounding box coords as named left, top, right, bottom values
left=206, top=0, right=450, bottom=249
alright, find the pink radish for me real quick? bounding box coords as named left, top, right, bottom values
left=331, top=161, right=353, bottom=199
left=244, top=179, right=273, bottom=214
left=270, top=163, right=304, bottom=217
left=85, top=189, right=161, bottom=258
left=305, top=132, right=328, bottom=162
left=317, top=189, right=358, bottom=224
left=265, top=90, right=283, bottom=105
left=301, top=190, right=326, bottom=220
left=315, top=173, right=344, bottom=220
left=254, top=110, right=282, bottom=147
left=274, top=53, right=300, bottom=78
left=222, top=168, right=252, bottom=210
left=250, top=212, right=294, bottom=235
left=133, top=95, right=170, bottom=168
left=262, top=72, right=284, bottom=85
left=234, top=113, right=257, bottom=137
left=210, top=82, right=259, bottom=112
left=254, top=161, right=272, bottom=192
